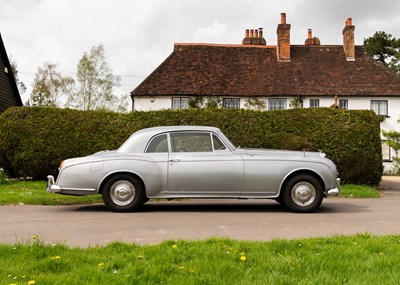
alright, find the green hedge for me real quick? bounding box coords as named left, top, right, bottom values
left=0, top=107, right=383, bottom=185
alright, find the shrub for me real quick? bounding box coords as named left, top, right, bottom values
left=0, top=167, right=8, bottom=185
left=0, top=107, right=382, bottom=185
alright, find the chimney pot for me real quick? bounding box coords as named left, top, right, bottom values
left=259, top=28, right=263, bottom=38
left=255, top=29, right=259, bottom=38
left=250, top=29, right=254, bottom=38
left=308, top=29, right=312, bottom=39
left=281, top=13, right=286, bottom=24
left=245, top=29, right=249, bottom=38
left=346, top=18, right=352, bottom=26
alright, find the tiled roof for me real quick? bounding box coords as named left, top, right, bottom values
left=131, top=43, right=400, bottom=97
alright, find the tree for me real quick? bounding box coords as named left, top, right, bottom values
left=382, top=129, right=400, bottom=174
left=9, top=56, right=27, bottom=95
left=30, top=62, right=74, bottom=107
left=67, top=44, right=121, bottom=111
left=364, top=31, right=400, bottom=74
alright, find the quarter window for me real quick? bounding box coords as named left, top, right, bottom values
left=172, top=97, right=189, bottom=110
left=371, top=100, right=388, bottom=116
left=146, top=134, right=169, bottom=153
left=222, top=98, right=240, bottom=109
left=310, top=99, right=319, bottom=108
left=268, top=98, right=287, bottom=110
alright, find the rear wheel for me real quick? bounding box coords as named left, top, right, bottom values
left=281, top=174, right=323, bottom=213
left=102, top=174, right=146, bottom=212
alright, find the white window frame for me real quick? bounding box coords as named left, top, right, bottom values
left=309, top=99, right=319, bottom=108
left=172, top=97, right=189, bottom=110
left=222, top=98, right=240, bottom=109
left=268, top=98, right=287, bottom=110
left=339, top=99, right=348, bottom=110
left=382, top=140, right=393, bottom=162
left=371, top=100, right=388, bottom=116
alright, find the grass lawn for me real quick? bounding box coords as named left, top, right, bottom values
left=0, top=181, right=380, bottom=206
left=339, top=184, right=381, bottom=198
left=0, top=182, right=393, bottom=284
left=1, top=234, right=399, bottom=284
left=0, top=181, right=102, bottom=205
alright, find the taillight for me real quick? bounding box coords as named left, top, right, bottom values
left=58, top=160, right=64, bottom=171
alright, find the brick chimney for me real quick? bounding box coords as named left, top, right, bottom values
left=342, top=18, right=355, bottom=61
left=242, top=28, right=266, bottom=45
left=305, top=29, right=320, bottom=46
left=277, top=13, right=291, bottom=62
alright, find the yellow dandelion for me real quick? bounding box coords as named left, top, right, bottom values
left=28, top=281, right=36, bottom=285
left=172, top=244, right=178, bottom=249
left=51, top=256, right=61, bottom=260
left=379, top=252, right=385, bottom=256
left=178, top=266, right=184, bottom=270
left=9, top=283, right=17, bottom=285
left=240, top=255, right=247, bottom=262
left=98, top=262, right=105, bottom=267
left=32, top=235, right=37, bottom=240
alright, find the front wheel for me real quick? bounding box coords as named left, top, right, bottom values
left=102, top=174, right=146, bottom=212
left=281, top=174, right=324, bottom=213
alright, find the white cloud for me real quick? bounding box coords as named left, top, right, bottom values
left=1, top=0, right=400, bottom=105
left=193, top=22, right=230, bottom=44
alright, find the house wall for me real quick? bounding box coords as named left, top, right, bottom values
left=134, top=96, right=172, bottom=111
left=133, top=95, right=400, bottom=172
left=134, top=95, right=400, bottom=133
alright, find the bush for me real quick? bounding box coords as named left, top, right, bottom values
left=0, top=167, right=8, bottom=185
left=0, top=107, right=382, bottom=185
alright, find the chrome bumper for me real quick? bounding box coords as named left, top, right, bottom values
left=326, top=178, right=341, bottom=196
left=46, top=175, right=62, bottom=193
left=326, top=187, right=340, bottom=196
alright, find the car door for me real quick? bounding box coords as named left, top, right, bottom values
left=144, top=133, right=170, bottom=195
left=167, top=132, right=244, bottom=196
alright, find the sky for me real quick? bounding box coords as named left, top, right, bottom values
left=2, top=0, right=400, bottom=107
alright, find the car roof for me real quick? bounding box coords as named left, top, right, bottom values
left=134, top=125, right=221, bottom=135
left=117, top=126, right=225, bottom=153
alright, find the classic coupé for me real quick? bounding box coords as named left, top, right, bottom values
left=47, top=126, right=339, bottom=212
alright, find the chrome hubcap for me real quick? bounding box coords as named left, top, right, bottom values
left=291, top=181, right=316, bottom=206
left=110, top=180, right=136, bottom=206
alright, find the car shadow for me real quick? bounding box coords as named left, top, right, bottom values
left=71, top=199, right=370, bottom=214
left=142, top=201, right=288, bottom=213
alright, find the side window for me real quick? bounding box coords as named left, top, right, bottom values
left=171, top=133, right=213, bottom=152
left=146, top=134, right=169, bottom=153
left=212, top=134, right=226, bottom=150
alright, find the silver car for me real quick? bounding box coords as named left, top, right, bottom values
left=47, top=126, right=339, bottom=213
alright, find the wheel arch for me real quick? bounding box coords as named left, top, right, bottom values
left=279, top=169, right=325, bottom=196
left=98, top=171, right=146, bottom=196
